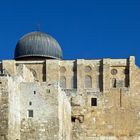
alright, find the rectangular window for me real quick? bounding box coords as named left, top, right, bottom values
left=29, top=101, right=32, bottom=106
left=112, top=78, right=117, bottom=88
left=71, top=116, right=76, bottom=122
left=91, top=98, right=97, bottom=106
left=28, top=110, right=33, bottom=117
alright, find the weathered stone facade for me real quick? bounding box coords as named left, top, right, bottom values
left=0, top=56, right=140, bottom=140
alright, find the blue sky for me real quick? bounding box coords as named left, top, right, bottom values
left=0, top=0, right=140, bottom=65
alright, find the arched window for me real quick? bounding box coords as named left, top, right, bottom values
left=112, top=78, right=117, bottom=88
left=85, top=75, right=92, bottom=88
left=60, top=66, right=66, bottom=73
left=60, top=76, right=66, bottom=88
left=71, top=76, right=77, bottom=89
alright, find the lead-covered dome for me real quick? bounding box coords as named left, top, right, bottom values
left=14, top=31, right=63, bottom=60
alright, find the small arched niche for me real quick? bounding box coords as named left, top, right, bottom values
left=85, top=75, right=92, bottom=88
left=60, top=66, right=66, bottom=73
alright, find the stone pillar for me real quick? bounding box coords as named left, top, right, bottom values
left=46, top=60, right=60, bottom=85
left=103, top=59, right=110, bottom=93
left=77, top=59, right=85, bottom=91
left=66, top=65, right=73, bottom=89
left=129, top=56, right=135, bottom=92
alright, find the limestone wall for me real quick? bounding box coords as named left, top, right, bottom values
left=16, top=64, right=35, bottom=82
left=1, top=57, right=132, bottom=91
left=59, top=60, right=76, bottom=89
left=19, top=82, right=58, bottom=140
left=58, top=88, right=71, bottom=140
left=8, top=76, right=23, bottom=140
left=7, top=64, right=35, bottom=140
left=0, top=56, right=140, bottom=140
left=71, top=89, right=140, bottom=139
left=19, top=82, right=71, bottom=140
left=46, top=60, right=60, bottom=85
left=0, top=77, right=9, bottom=140
left=0, top=71, right=26, bottom=140
left=77, top=59, right=102, bottom=91
left=16, top=61, right=46, bottom=82
left=2, top=60, right=16, bottom=76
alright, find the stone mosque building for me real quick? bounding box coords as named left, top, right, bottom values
left=0, top=31, right=140, bottom=140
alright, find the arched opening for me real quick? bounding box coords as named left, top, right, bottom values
left=85, top=75, right=92, bottom=88
left=60, top=66, right=66, bottom=73
left=60, top=76, right=66, bottom=88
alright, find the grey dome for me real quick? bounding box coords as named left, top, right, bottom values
left=14, top=31, right=63, bottom=60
